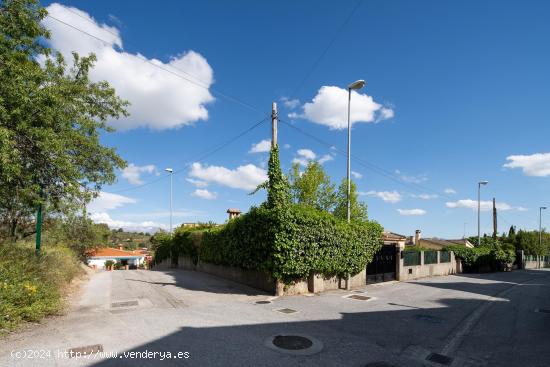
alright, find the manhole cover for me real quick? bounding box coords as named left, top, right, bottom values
left=67, top=344, right=103, bottom=357
left=347, top=294, right=371, bottom=301
left=255, top=300, right=272, bottom=304
left=426, top=352, right=453, bottom=365
left=264, top=334, right=323, bottom=355
left=272, top=335, right=312, bottom=350
left=536, top=308, right=550, bottom=314
left=111, top=300, right=138, bottom=308
left=276, top=308, right=297, bottom=314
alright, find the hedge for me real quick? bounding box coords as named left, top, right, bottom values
left=447, top=242, right=515, bottom=272
left=171, top=205, right=383, bottom=283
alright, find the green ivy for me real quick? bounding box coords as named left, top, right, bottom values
left=199, top=205, right=383, bottom=283
left=265, top=145, right=291, bottom=211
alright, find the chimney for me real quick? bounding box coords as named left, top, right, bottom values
left=118, top=245, right=123, bottom=251
left=414, top=230, right=421, bottom=245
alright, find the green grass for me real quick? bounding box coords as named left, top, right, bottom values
left=0, top=242, right=83, bottom=335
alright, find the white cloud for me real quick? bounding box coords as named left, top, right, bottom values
left=249, top=139, right=271, bottom=153
left=444, top=188, right=457, bottom=195
left=503, top=152, right=550, bottom=177
left=191, top=189, right=218, bottom=200
left=351, top=171, right=362, bottom=179
left=43, top=4, right=214, bottom=130
left=318, top=154, right=334, bottom=164
left=446, top=199, right=514, bottom=211
left=280, top=97, right=300, bottom=109
left=293, top=149, right=316, bottom=166
left=364, top=190, right=402, bottom=203
left=297, top=149, right=316, bottom=160
left=411, top=193, right=438, bottom=200
left=395, top=170, right=428, bottom=183
left=90, top=212, right=166, bottom=233
left=292, top=86, right=394, bottom=129
left=121, top=164, right=157, bottom=185
left=186, top=178, right=208, bottom=188
left=397, top=208, right=426, bottom=216
left=87, top=191, right=137, bottom=213
left=189, top=162, right=267, bottom=191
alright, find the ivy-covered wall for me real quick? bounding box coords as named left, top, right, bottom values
left=172, top=205, right=384, bottom=283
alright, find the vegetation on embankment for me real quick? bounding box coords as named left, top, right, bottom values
left=0, top=242, right=83, bottom=335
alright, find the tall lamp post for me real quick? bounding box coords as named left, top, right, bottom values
left=165, top=168, right=173, bottom=267
left=477, top=180, right=488, bottom=246
left=346, top=79, right=366, bottom=223
left=165, top=168, right=173, bottom=235
left=540, top=206, right=547, bottom=251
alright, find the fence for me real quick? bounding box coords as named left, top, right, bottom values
left=440, top=251, right=451, bottom=263
left=403, top=251, right=421, bottom=266
left=398, top=249, right=459, bottom=281
left=424, top=250, right=438, bottom=264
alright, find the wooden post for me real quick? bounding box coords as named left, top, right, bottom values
left=271, top=102, right=278, bottom=148
left=492, top=197, right=498, bottom=239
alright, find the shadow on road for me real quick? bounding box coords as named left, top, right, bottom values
left=88, top=270, right=550, bottom=367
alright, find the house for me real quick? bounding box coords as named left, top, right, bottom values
left=382, top=232, right=407, bottom=249
left=86, top=246, right=146, bottom=270
left=227, top=208, right=242, bottom=220
left=407, top=230, right=475, bottom=250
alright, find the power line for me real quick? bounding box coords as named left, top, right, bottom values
left=288, top=0, right=363, bottom=97
left=278, top=118, right=453, bottom=199
left=45, top=14, right=261, bottom=113
left=111, top=116, right=270, bottom=194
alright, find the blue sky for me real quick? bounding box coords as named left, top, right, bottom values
left=41, top=0, right=550, bottom=237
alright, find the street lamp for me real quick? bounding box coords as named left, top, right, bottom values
left=165, top=168, right=173, bottom=235
left=477, top=180, right=488, bottom=246
left=540, top=206, right=547, bottom=251
left=346, top=79, right=366, bottom=223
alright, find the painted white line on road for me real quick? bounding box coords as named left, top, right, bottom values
left=440, top=274, right=544, bottom=357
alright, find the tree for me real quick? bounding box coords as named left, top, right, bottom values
left=265, top=145, right=291, bottom=210
left=333, top=179, right=368, bottom=222
left=289, top=161, right=336, bottom=212
left=0, top=0, right=128, bottom=238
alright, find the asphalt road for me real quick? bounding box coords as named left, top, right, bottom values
left=1, top=268, right=549, bottom=366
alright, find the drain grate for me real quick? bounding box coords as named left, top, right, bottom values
left=426, top=352, right=453, bottom=365
left=255, top=300, right=272, bottom=304
left=536, top=308, right=550, bottom=314
left=347, top=294, right=371, bottom=301
left=272, top=335, right=312, bottom=350
left=111, top=300, right=138, bottom=308
left=67, top=344, right=103, bottom=357
left=276, top=308, right=297, bottom=314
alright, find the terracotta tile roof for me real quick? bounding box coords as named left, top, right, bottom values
left=382, top=232, right=407, bottom=241
left=88, top=248, right=145, bottom=258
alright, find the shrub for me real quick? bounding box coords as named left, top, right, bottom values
left=0, top=243, right=82, bottom=334
left=104, top=260, right=114, bottom=269
left=200, top=205, right=383, bottom=283
left=448, top=240, right=515, bottom=272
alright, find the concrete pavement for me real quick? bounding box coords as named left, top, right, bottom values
left=1, top=268, right=549, bottom=366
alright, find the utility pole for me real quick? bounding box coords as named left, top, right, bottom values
left=35, top=202, right=42, bottom=256
left=540, top=206, right=547, bottom=253
left=463, top=222, right=467, bottom=239
left=271, top=102, right=278, bottom=148
left=477, top=180, right=488, bottom=246
left=492, top=198, right=497, bottom=239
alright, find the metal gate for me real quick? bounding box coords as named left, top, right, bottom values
left=366, top=244, right=396, bottom=283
